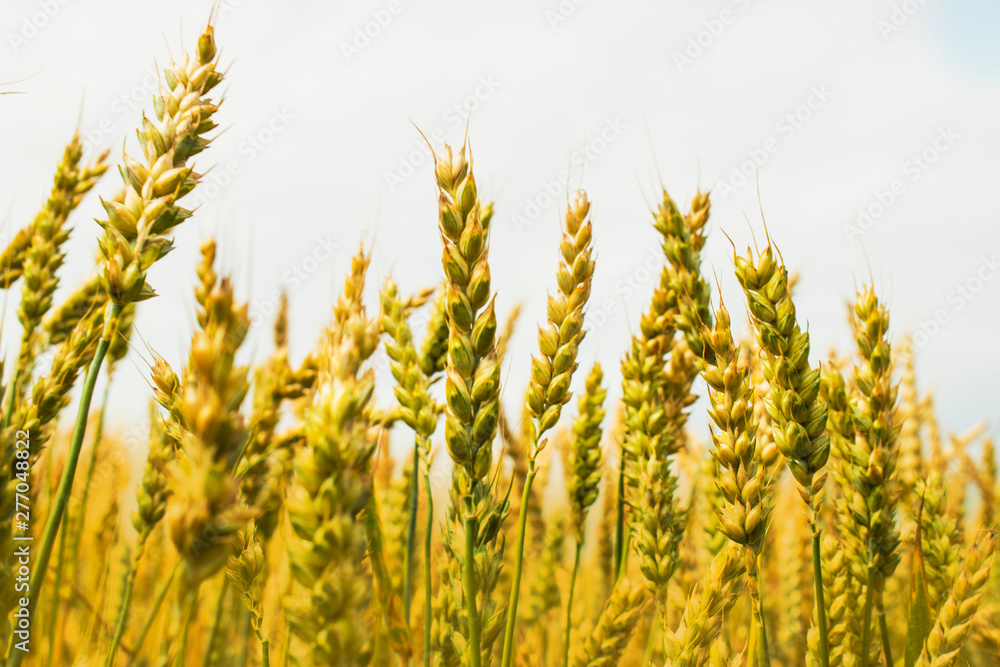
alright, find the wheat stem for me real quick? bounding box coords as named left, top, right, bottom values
left=615, top=452, right=626, bottom=581
left=563, top=540, right=582, bottom=667
left=46, top=381, right=111, bottom=667
left=861, top=559, right=876, bottom=667
left=810, top=517, right=831, bottom=667
left=173, top=586, right=199, bottom=667
left=69, top=382, right=111, bottom=573
left=877, top=593, right=893, bottom=667
left=9, top=303, right=120, bottom=667
left=746, top=548, right=771, bottom=666
left=423, top=472, right=434, bottom=667
left=105, top=571, right=136, bottom=667
left=464, top=495, right=483, bottom=667
left=501, top=463, right=536, bottom=667
left=44, top=515, right=69, bottom=667
left=127, top=560, right=180, bottom=665
left=403, top=439, right=419, bottom=623
left=105, top=538, right=150, bottom=667
left=201, top=579, right=229, bottom=667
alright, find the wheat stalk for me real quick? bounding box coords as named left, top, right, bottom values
left=619, top=190, right=710, bottom=609
left=9, top=28, right=226, bottom=660
left=381, top=276, right=440, bottom=665
left=700, top=301, right=772, bottom=665
left=843, top=285, right=900, bottom=667
left=429, top=139, right=503, bottom=667
left=735, top=241, right=831, bottom=667
left=504, top=189, right=595, bottom=666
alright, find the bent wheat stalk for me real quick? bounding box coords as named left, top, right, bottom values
left=8, top=24, right=224, bottom=667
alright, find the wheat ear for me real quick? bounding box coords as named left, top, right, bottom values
left=663, top=542, right=746, bottom=667
left=503, top=189, right=594, bottom=666
left=845, top=285, right=900, bottom=667
left=285, top=248, right=380, bottom=666
left=4, top=134, right=108, bottom=421
left=915, top=531, right=996, bottom=667
left=619, top=190, right=709, bottom=607
left=561, top=363, right=607, bottom=665
left=571, top=577, right=650, bottom=667
left=431, top=140, right=502, bottom=667
left=735, top=242, right=831, bottom=667
left=701, top=301, right=772, bottom=664
left=381, top=278, right=438, bottom=621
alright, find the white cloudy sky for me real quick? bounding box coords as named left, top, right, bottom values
left=2, top=0, right=998, bottom=458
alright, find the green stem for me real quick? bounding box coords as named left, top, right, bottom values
left=8, top=303, right=120, bottom=667
left=463, top=494, right=483, bottom=667
left=642, top=608, right=659, bottom=666
left=562, top=540, right=582, bottom=667
left=45, top=518, right=69, bottom=667
left=877, top=592, right=893, bottom=667
left=659, top=603, right=669, bottom=662
left=260, top=640, right=269, bottom=667
left=201, top=578, right=230, bottom=667
left=403, top=439, right=420, bottom=624
left=614, top=452, right=626, bottom=582
left=811, top=517, right=831, bottom=667
left=174, top=586, right=199, bottom=667
left=52, top=383, right=113, bottom=667
left=860, top=560, right=876, bottom=667
left=128, top=560, right=180, bottom=666
left=746, top=550, right=771, bottom=667
left=423, top=472, right=434, bottom=667
left=500, top=463, right=536, bottom=667
left=105, top=540, right=147, bottom=667
left=616, top=533, right=631, bottom=583
left=70, top=382, right=112, bottom=575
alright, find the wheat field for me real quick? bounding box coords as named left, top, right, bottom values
left=0, top=19, right=997, bottom=667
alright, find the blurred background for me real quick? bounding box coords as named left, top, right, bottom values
left=2, top=0, right=998, bottom=464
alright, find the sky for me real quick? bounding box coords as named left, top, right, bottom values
left=1, top=0, right=998, bottom=463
